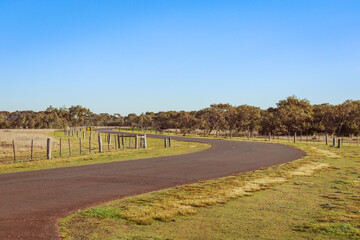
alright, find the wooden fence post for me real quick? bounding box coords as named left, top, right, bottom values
left=68, top=138, right=71, bottom=156
left=117, top=135, right=121, bottom=149
left=79, top=138, right=82, bottom=155
left=47, top=138, right=51, bottom=159
left=338, top=139, right=342, bottom=148
left=31, top=139, right=34, bottom=160
left=89, top=136, right=92, bottom=153
left=325, top=134, right=328, bottom=145
left=114, top=135, right=117, bottom=150
left=294, top=133, right=297, bottom=143
left=77, top=131, right=79, bottom=138
left=135, top=135, right=138, bottom=149
left=59, top=138, right=62, bottom=157
left=12, top=140, right=16, bottom=162
left=333, top=138, right=336, bottom=147
left=98, top=134, right=103, bottom=152
left=169, top=137, right=172, bottom=147
left=164, top=138, right=167, bottom=148
left=83, top=131, right=86, bottom=139
left=144, top=135, right=147, bottom=148
left=108, top=134, right=111, bottom=151
left=122, top=134, right=125, bottom=149
left=129, top=136, right=131, bottom=148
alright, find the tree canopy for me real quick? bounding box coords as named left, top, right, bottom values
left=1, top=97, right=360, bottom=136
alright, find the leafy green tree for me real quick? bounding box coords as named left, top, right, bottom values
left=176, top=111, right=199, bottom=135
left=197, top=104, right=231, bottom=135
left=276, top=96, right=313, bottom=135
left=235, top=105, right=261, bottom=133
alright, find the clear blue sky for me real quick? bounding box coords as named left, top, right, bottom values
left=1, top=0, right=359, bottom=115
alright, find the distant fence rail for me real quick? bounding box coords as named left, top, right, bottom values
left=161, top=128, right=360, bottom=146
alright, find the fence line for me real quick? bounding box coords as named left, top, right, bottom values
left=133, top=127, right=359, bottom=149
left=0, top=130, right=147, bottom=164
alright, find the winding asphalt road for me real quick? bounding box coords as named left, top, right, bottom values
left=0, top=129, right=305, bottom=239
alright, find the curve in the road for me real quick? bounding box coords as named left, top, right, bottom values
left=0, top=129, right=305, bottom=239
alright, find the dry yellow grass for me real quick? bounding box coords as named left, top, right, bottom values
left=290, top=162, right=330, bottom=176
left=0, top=129, right=57, bottom=157
left=70, top=159, right=329, bottom=226
left=310, top=147, right=340, bottom=158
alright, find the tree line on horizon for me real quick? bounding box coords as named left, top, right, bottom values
left=1, top=96, right=360, bottom=136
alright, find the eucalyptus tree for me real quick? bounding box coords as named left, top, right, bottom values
left=333, top=100, right=360, bottom=136
left=276, top=96, right=313, bottom=135
left=235, top=105, right=261, bottom=134
left=176, top=111, right=199, bottom=135
left=197, top=104, right=231, bottom=135
left=153, top=111, right=178, bottom=131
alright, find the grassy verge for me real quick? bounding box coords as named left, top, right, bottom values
left=0, top=131, right=210, bottom=174
left=60, top=139, right=360, bottom=240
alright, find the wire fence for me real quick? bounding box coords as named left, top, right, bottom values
left=0, top=129, right=147, bottom=164
left=139, top=128, right=360, bottom=147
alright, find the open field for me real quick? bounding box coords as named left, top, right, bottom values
left=0, top=129, right=210, bottom=174
left=60, top=138, right=360, bottom=240
left=0, top=129, right=140, bottom=163
left=0, top=129, right=57, bottom=159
